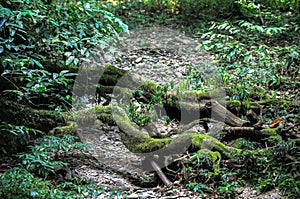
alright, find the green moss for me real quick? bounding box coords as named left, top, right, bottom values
left=268, top=135, right=282, bottom=143
left=140, top=79, right=157, bottom=93
left=113, top=86, right=134, bottom=103
left=94, top=105, right=112, bottom=114
left=91, top=105, right=274, bottom=176
left=113, top=106, right=243, bottom=162
left=183, top=90, right=210, bottom=100
left=98, top=113, right=115, bottom=125
left=61, top=112, right=74, bottom=121
left=106, top=64, right=126, bottom=76
left=121, top=134, right=172, bottom=153
left=94, top=105, right=105, bottom=113
left=49, top=121, right=77, bottom=136
left=191, top=133, right=209, bottom=146
left=260, top=124, right=283, bottom=135
left=74, top=105, right=115, bottom=126
left=192, top=133, right=229, bottom=153
left=96, top=85, right=114, bottom=94
left=190, top=149, right=221, bottom=175
left=99, top=65, right=126, bottom=86
left=232, top=138, right=247, bottom=148
left=113, top=106, right=148, bottom=140
left=0, top=99, right=65, bottom=133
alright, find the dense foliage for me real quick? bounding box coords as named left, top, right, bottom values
left=0, top=0, right=128, bottom=198
left=0, top=135, right=123, bottom=198
left=0, top=0, right=128, bottom=110
left=0, top=0, right=299, bottom=198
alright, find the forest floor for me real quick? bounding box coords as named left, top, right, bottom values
left=74, top=26, right=286, bottom=198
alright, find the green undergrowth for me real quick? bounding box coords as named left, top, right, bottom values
left=0, top=0, right=128, bottom=110
left=188, top=4, right=299, bottom=196
left=184, top=138, right=299, bottom=198
left=0, top=135, right=125, bottom=199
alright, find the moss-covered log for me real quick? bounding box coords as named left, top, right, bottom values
left=112, top=106, right=242, bottom=171
left=0, top=99, right=66, bottom=156
left=0, top=99, right=65, bottom=132
left=77, top=65, right=248, bottom=127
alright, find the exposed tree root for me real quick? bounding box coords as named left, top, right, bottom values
left=68, top=64, right=289, bottom=184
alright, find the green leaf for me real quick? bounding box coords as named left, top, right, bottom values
left=66, top=56, right=75, bottom=65
left=50, top=20, right=59, bottom=27
left=255, top=25, right=264, bottom=33
left=53, top=73, right=58, bottom=79
left=32, top=59, right=43, bottom=68
left=0, top=18, right=6, bottom=28
left=64, top=52, right=72, bottom=57
left=219, top=22, right=228, bottom=30
left=203, top=40, right=211, bottom=45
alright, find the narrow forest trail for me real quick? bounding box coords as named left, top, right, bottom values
left=74, top=26, right=285, bottom=198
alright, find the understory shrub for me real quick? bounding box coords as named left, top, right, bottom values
left=0, top=0, right=128, bottom=110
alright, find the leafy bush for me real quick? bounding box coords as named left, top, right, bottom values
left=17, top=135, right=89, bottom=177
left=198, top=17, right=299, bottom=108
left=0, top=0, right=128, bottom=110
left=0, top=122, right=44, bottom=156
left=185, top=156, right=239, bottom=197
left=0, top=167, right=55, bottom=199
left=184, top=139, right=299, bottom=197
left=145, top=0, right=174, bottom=12
left=0, top=134, right=124, bottom=198
left=182, top=4, right=300, bottom=196
left=177, top=0, right=236, bottom=19
left=128, top=85, right=170, bottom=126
left=0, top=167, right=109, bottom=199
left=239, top=0, right=298, bottom=13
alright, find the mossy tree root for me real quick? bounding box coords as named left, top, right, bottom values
left=83, top=65, right=248, bottom=126
left=112, top=106, right=243, bottom=177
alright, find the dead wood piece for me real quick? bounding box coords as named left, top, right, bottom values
left=224, top=127, right=255, bottom=134
left=150, top=160, right=172, bottom=186
left=208, top=100, right=249, bottom=127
